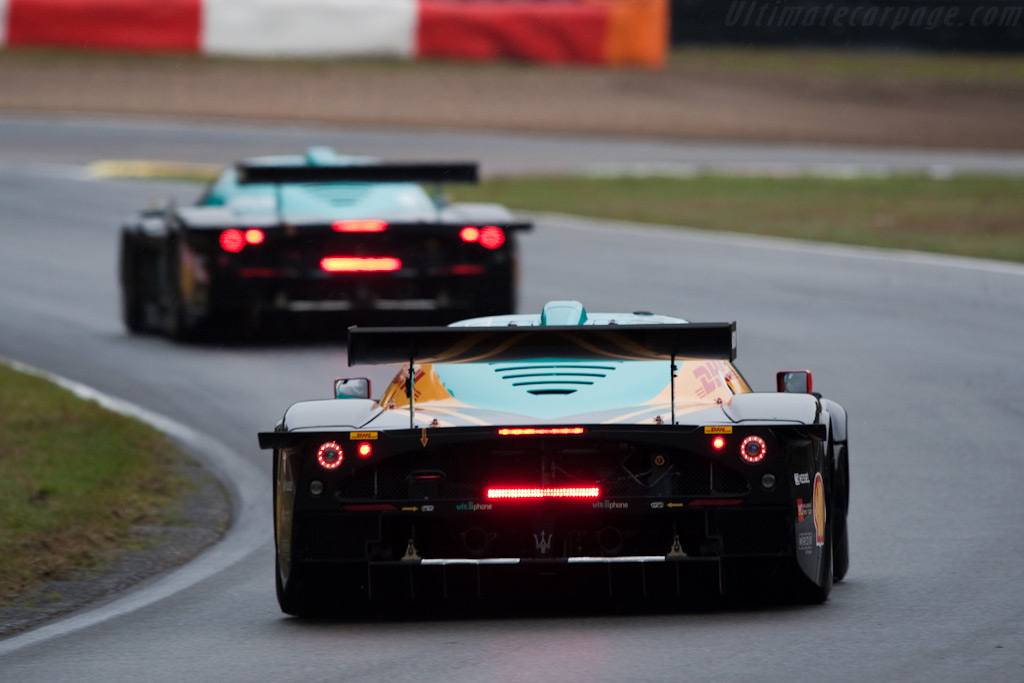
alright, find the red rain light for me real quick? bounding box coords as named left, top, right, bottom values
left=486, top=486, right=600, bottom=500
left=711, top=435, right=727, bottom=451
left=244, top=228, right=265, bottom=245
left=497, top=427, right=585, bottom=437
left=451, top=265, right=486, bottom=276
left=316, top=441, right=344, bottom=469
left=460, top=226, right=480, bottom=242
left=479, top=226, right=505, bottom=249
left=333, top=219, right=387, bottom=233
left=740, top=435, right=767, bottom=464
left=219, top=229, right=245, bottom=253
left=320, top=257, right=402, bottom=273
left=357, top=442, right=373, bottom=459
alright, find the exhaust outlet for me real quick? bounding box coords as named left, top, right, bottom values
left=460, top=528, right=490, bottom=556
left=597, top=527, right=623, bottom=555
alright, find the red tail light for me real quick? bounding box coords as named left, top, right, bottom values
left=486, top=486, right=600, bottom=499
left=333, top=219, right=387, bottom=233
left=219, top=229, right=245, bottom=253
left=711, top=435, right=726, bottom=451
left=497, top=427, right=585, bottom=436
left=320, top=257, right=402, bottom=272
left=460, top=225, right=504, bottom=249
left=316, top=441, right=344, bottom=469
left=479, top=226, right=505, bottom=249
left=740, top=435, right=767, bottom=463
left=244, top=228, right=265, bottom=245
left=357, top=442, right=373, bottom=459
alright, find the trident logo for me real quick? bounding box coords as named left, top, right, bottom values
left=534, top=530, right=553, bottom=555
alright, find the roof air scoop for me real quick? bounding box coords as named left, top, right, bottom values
left=541, top=301, right=588, bottom=326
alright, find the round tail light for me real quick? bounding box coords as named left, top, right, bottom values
left=219, top=229, right=245, bottom=253
left=479, top=226, right=505, bottom=249
left=740, top=435, right=767, bottom=463
left=316, top=441, right=344, bottom=469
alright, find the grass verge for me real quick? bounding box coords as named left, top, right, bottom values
left=0, top=363, right=193, bottom=605
left=451, top=174, right=1024, bottom=263
left=91, top=167, right=1024, bottom=263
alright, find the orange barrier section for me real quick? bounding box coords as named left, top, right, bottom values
left=6, top=0, right=201, bottom=52
left=417, top=1, right=609, bottom=65
left=584, top=0, right=668, bottom=67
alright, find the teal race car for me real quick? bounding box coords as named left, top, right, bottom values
left=259, top=301, right=851, bottom=614
left=119, top=147, right=530, bottom=339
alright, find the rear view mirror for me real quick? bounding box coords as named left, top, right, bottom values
left=334, top=377, right=371, bottom=400
left=777, top=370, right=812, bottom=394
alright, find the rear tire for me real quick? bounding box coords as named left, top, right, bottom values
left=120, top=233, right=145, bottom=333
left=272, top=450, right=318, bottom=617
left=275, top=557, right=319, bottom=617
left=831, top=443, right=851, bottom=582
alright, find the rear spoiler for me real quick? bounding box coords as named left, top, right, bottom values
left=173, top=210, right=532, bottom=233
left=236, top=162, right=478, bottom=185
left=347, top=323, right=737, bottom=366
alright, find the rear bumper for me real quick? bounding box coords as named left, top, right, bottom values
left=296, top=553, right=809, bottom=603
left=203, top=270, right=513, bottom=316
left=302, top=555, right=728, bottom=603
left=293, top=505, right=794, bottom=562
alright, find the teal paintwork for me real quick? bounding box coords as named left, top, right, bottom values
left=198, top=148, right=438, bottom=220
left=434, top=359, right=673, bottom=419
left=434, top=301, right=690, bottom=418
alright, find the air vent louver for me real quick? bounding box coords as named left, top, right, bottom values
left=495, top=363, right=617, bottom=397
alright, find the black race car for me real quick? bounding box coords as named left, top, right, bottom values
left=119, top=148, right=530, bottom=339
left=259, top=301, right=851, bottom=615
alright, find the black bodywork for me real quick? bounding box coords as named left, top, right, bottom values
left=259, top=323, right=849, bottom=615
left=263, top=422, right=838, bottom=613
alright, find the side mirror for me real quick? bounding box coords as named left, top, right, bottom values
left=777, top=370, right=813, bottom=394
left=334, top=377, right=371, bottom=400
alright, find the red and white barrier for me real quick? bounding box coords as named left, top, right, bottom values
left=3, top=0, right=200, bottom=52
left=203, top=0, right=417, bottom=58
left=0, top=0, right=666, bottom=67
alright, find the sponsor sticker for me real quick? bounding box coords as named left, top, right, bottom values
left=813, top=472, right=826, bottom=547
left=650, top=501, right=665, bottom=510
left=592, top=501, right=628, bottom=510
left=421, top=505, right=435, bottom=512
left=704, top=426, right=733, bottom=434
left=794, top=472, right=810, bottom=486
left=350, top=432, right=378, bottom=440
left=798, top=532, right=814, bottom=551
left=796, top=498, right=813, bottom=522
left=455, top=502, right=493, bottom=512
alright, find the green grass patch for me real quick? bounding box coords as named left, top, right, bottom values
left=0, top=364, right=193, bottom=604
left=669, top=46, right=1024, bottom=87
left=451, top=174, right=1024, bottom=263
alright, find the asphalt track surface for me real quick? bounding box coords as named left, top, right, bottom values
left=2, top=117, right=1024, bottom=681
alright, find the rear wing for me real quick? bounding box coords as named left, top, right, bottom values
left=173, top=209, right=531, bottom=233
left=347, top=323, right=737, bottom=366
left=235, top=162, right=479, bottom=185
